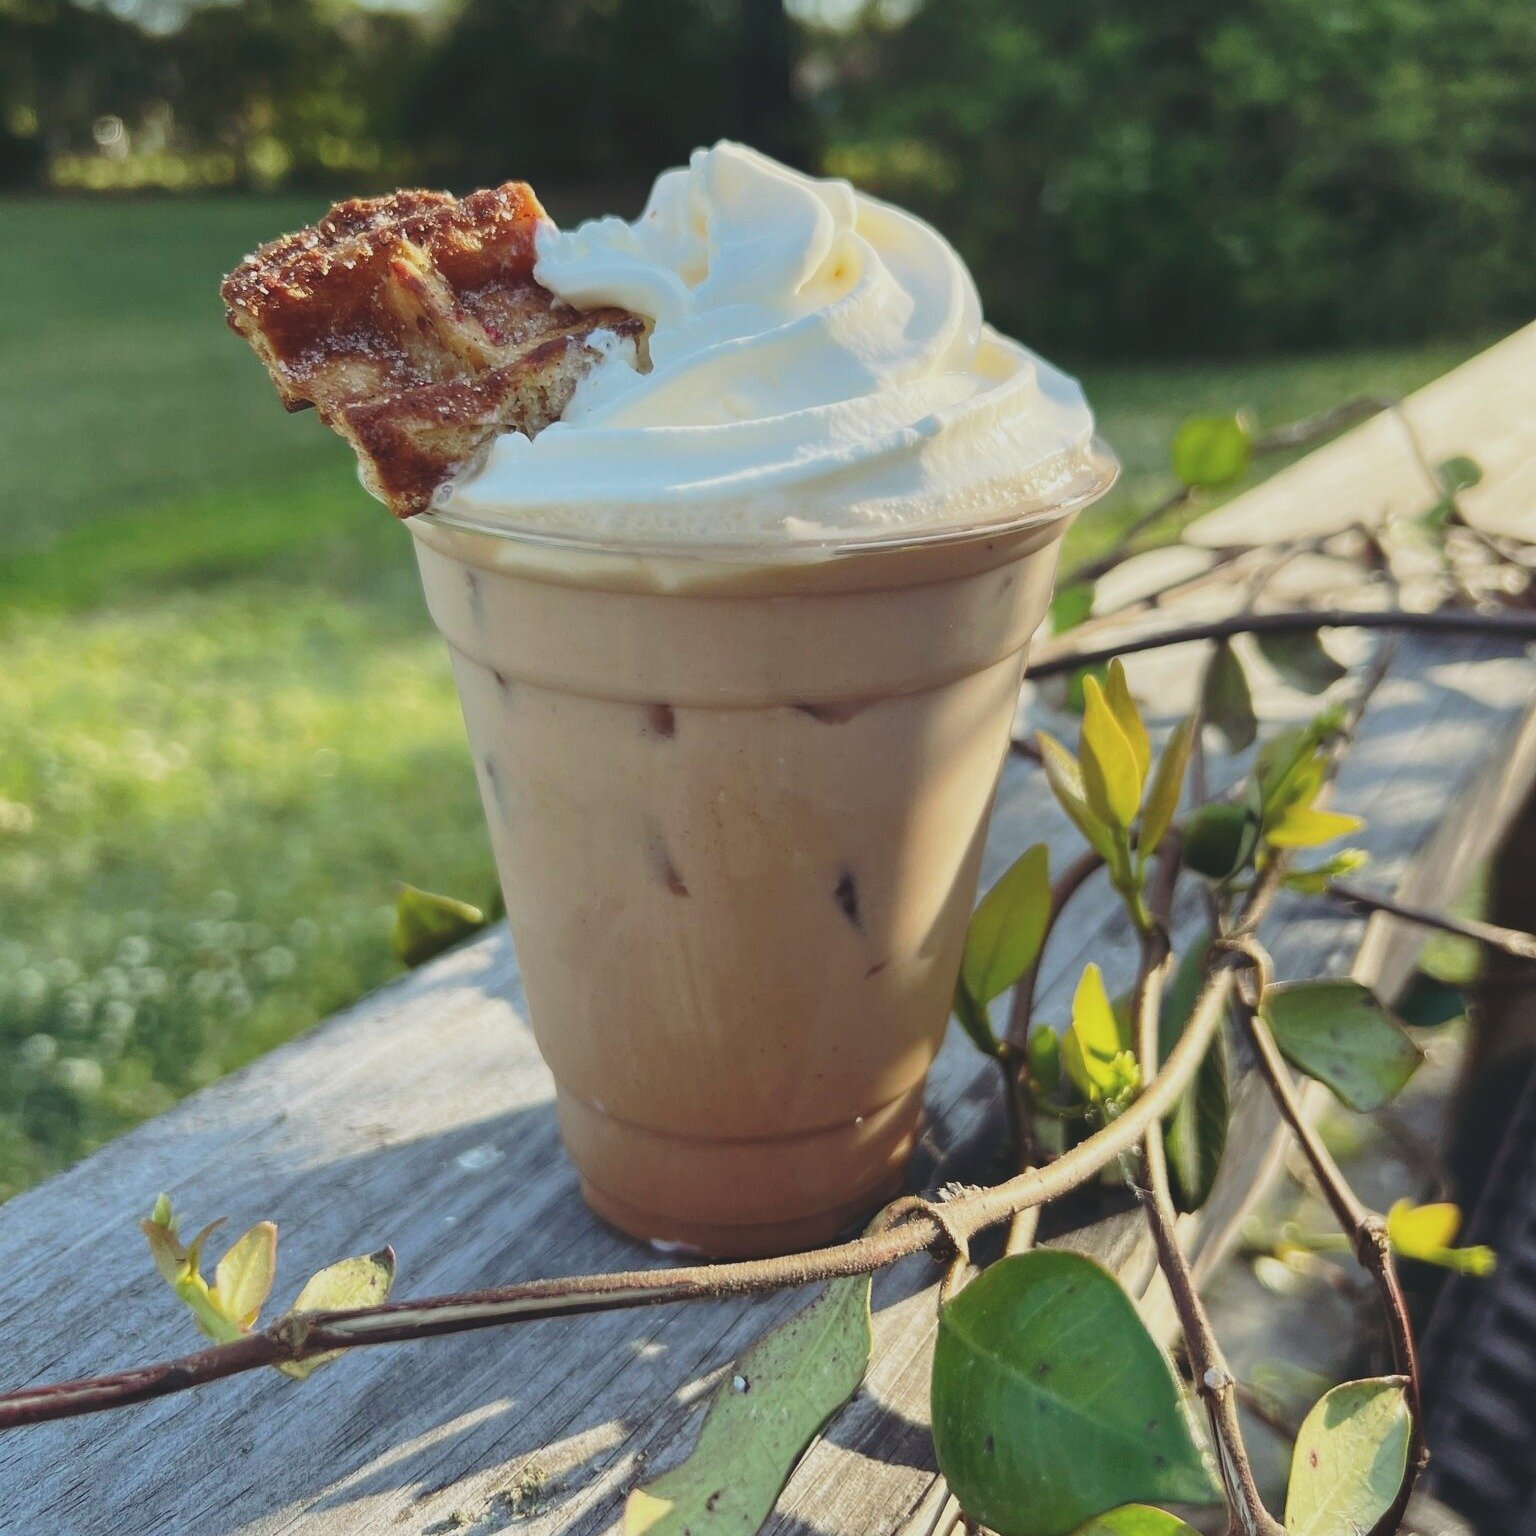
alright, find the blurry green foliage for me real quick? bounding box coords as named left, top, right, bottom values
left=409, top=0, right=806, bottom=189
left=825, top=0, right=1536, bottom=354
left=0, top=0, right=424, bottom=193
left=6, top=0, right=1534, bottom=353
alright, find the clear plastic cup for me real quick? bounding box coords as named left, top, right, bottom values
left=409, top=448, right=1116, bottom=1257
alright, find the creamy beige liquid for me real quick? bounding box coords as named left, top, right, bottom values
left=411, top=514, right=1069, bottom=1256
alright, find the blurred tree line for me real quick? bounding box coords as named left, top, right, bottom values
left=4, top=0, right=1534, bottom=356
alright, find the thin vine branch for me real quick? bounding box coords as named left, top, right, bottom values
left=1230, top=942, right=1427, bottom=1536
left=1131, top=835, right=1285, bottom=1536
left=1064, top=485, right=1193, bottom=587
left=1250, top=395, right=1394, bottom=454
left=1131, top=924, right=1285, bottom=1536
left=1325, top=879, right=1536, bottom=961
left=1023, top=605, right=1536, bottom=681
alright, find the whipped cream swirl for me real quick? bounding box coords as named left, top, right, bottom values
left=437, top=142, right=1108, bottom=544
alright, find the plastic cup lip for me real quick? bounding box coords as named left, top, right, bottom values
left=409, top=438, right=1120, bottom=566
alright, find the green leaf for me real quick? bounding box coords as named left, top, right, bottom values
left=953, top=977, right=999, bottom=1056
left=213, top=1221, right=278, bottom=1330
left=625, top=1276, right=872, bottom=1536
left=1158, top=937, right=1229, bottom=1213
left=963, top=844, right=1051, bottom=1006
left=277, top=1248, right=396, bottom=1381
left=1282, top=848, right=1369, bottom=896
left=931, top=1251, right=1217, bottom=1536
left=1138, top=716, right=1195, bottom=864
left=1255, top=631, right=1346, bottom=694
left=1070, top=1508, right=1201, bottom=1536
left=1182, top=802, right=1258, bottom=883
left=1027, top=1027, right=1062, bottom=1093
left=1066, top=662, right=1113, bottom=717
left=1038, top=731, right=1116, bottom=861
left=142, top=1195, right=186, bottom=1286
left=1261, top=980, right=1423, bottom=1112
left=392, top=882, right=485, bottom=968
left=1080, top=676, right=1144, bottom=830
left=1393, top=971, right=1466, bottom=1030
left=1104, top=660, right=1152, bottom=785
left=1418, top=497, right=1454, bottom=532
left=1437, top=455, right=1484, bottom=494
left=1284, top=1378, right=1412, bottom=1536
left=1052, top=583, right=1095, bottom=635
left=175, top=1268, right=246, bottom=1345
left=1201, top=642, right=1256, bottom=754
left=1063, top=964, right=1136, bottom=1102
left=1265, top=807, right=1362, bottom=850
left=140, top=1201, right=249, bottom=1343
left=1255, top=714, right=1343, bottom=818
left=1387, top=1200, right=1496, bottom=1276
left=1170, top=414, right=1252, bottom=489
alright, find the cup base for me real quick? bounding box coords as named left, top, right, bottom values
left=579, top=1169, right=908, bottom=1259
left=554, top=1079, right=927, bottom=1258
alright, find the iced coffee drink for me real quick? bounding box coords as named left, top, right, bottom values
left=222, top=143, right=1115, bottom=1257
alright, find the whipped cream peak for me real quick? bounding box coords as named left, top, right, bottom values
left=437, top=142, right=1108, bottom=544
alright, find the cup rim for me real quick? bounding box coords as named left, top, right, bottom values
left=409, top=438, right=1120, bottom=565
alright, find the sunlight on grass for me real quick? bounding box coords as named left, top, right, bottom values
left=0, top=583, right=495, bottom=1195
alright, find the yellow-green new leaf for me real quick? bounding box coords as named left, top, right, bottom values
left=1064, top=964, right=1131, bottom=1101
left=1283, top=848, right=1369, bottom=895
left=1104, top=660, right=1151, bottom=784
left=213, top=1222, right=278, bottom=1331
left=1387, top=1200, right=1496, bottom=1277
left=963, top=844, right=1052, bottom=1005
left=1038, top=731, right=1115, bottom=860
left=141, top=1202, right=249, bottom=1344
left=142, top=1195, right=186, bottom=1286
left=1139, top=716, right=1196, bottom=862
left=626, top=1276, right=872, bottom=1536
left=1388, top=1199, right=1461, bottom=1253
left=1080, top=677, right=1144, bottom=830
left=1027, top=1026, right=1062, bottom=1093
left=392, top=883, right=485, bottom=969
left=174, top=1269, right=246, bottom=1345
left=277, top=1248, right=396, bottom=1381
left=1171, top=414, right=1252, bottom=490
left=1265, top=807, right=1363, bottom=850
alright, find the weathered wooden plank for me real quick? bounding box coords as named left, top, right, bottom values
left=0, top=632, right=1529, bottom=1536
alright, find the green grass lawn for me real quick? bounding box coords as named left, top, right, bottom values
left=0, top=196, right=1487, bottom=1197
